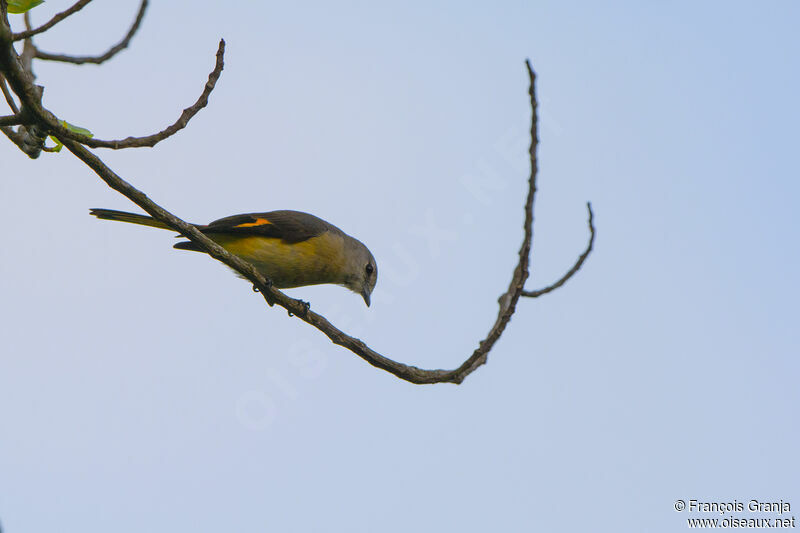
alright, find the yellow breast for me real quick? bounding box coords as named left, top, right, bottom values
left=210, top=232, right=346, bottom=288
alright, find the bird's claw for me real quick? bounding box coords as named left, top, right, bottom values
left=252, top=279, right=275, bottom=306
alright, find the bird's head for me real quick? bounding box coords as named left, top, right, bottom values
left=342, top=238, right=378, bottom=307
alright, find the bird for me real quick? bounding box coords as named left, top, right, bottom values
left=90, top=208, right=377, bottom=306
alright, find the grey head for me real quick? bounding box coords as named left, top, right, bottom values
left=341, top=236, right=378, bottom=306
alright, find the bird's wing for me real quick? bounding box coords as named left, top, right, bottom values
left=199, top=210, right=336, bottom=243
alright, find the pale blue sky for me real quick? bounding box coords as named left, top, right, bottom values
left=1, top=1, right=798, bottom=532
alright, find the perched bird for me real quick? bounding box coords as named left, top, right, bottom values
left=90, top=208, right=378, bottom=306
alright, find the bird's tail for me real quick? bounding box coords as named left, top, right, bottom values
left=89, top=208, right=173, bottom=230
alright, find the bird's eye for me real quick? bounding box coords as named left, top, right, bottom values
left=365, top=263, right=374, bottom=275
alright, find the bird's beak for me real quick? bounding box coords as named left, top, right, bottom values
left=361, top=289, right=371, bottom=307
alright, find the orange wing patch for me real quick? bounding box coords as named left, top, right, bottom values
left=234, top=218, right=272, bottom=228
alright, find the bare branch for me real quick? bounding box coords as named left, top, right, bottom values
left=0, top=28, right=40, bottom=111
left=1, top=124, right=24, bottom=148
left=522, top=202, right=595, bottom=298
left=0, top=73, right=18, bottom=112
left=1, top=18, right=223, bottom=153
left=1, top=4, right=593, bottom=383
left=0, top=113, right=21, bottom=126
left=12, top=0, right=93, bottom=41
left=0, top=126, right=21, bottom=142
left=62, top=38, right=226, bottom=149
left=19, top=34, right=34, bottom=73
left=51, top=61, right=543, bottom=385
left=1, top=20, right=69, bottom=158
left=34, top=0, right=147, bottom=65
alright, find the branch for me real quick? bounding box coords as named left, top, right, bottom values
left=18, top=12, right=34, bottom=73
left=522, top=202, right=595, bottom=298
left=0, top=23, right=49, bottom=157
left=34, top=0, right=147, bottom=65
left=50, top=61, right=542, bottom=385
left=1, top=4, right=594, bottom=383
left=0, top=20, right=50, bottom=118
left=1, top=124, right=26, bottom=150
left=12, top=0, right=94, bottom=41
left=0, top=73, right=18, bottom=112
left=0, top=18, right=223, bottom=153
left=0, top=113, right=21, bottom=126
left=1, top=114, right=41, bottom=158
left=62, top=38, right=225, bottom=149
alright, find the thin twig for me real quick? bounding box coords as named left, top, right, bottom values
left=12, top=0, right=93, bottom=41
left=0, top=73, right=18, bottom=112
left=62, top=38, right=225, bottom=149
left=441, top=60, right=540, bottom=380
left=16, top=10, right=35, bottom=73
left=34, top=0, right=147, bottom=65
left=522, top=202, right=595, bottom=298
left=1, top=20, right=223, bottom=153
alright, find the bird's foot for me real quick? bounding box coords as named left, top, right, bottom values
left=252, top=279, right=275, bottom=306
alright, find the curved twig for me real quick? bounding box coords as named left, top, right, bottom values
left=522, top=202, right=595, bottom=298
left=12, top=0, right=94, bottom=41
left=1, top=23, right=224, bottom=153
left=60, top=38, right=225, bottom=149
left=34, top=0, right=147, bottom=65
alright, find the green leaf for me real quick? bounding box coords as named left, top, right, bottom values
left=61, top=120, right=93, bottom=137
left=7, top=0, right=45, bottom=14
left=47, top=120, right=93, bottom=154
